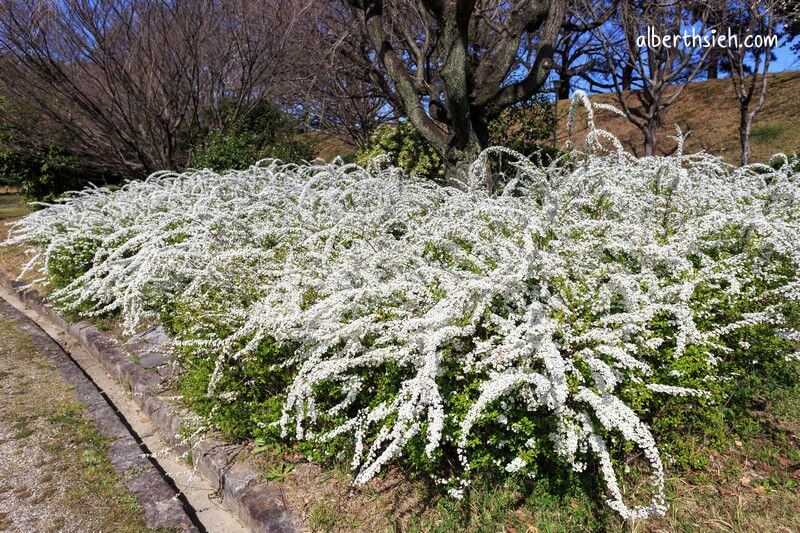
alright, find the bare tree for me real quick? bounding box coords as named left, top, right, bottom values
left=594, top=0, right=713, bottom=156
left=306, top=76, right=393, bottom=149
left=723, top=0, right=779, bottom=166
left=299, top=4, right=395, bottom=148
left=340, top=0, right=609, bottom=180
left=0, top=0, right=312, bottom=177
left=552, top=24, right=604, bottom=99
left=551, top=1, right=618, bottom=99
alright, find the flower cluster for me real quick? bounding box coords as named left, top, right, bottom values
left=5, top=95, right=799, bottom=520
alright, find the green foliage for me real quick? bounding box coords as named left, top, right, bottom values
left=189, top=101, right=316, bottom=171
left=0, top=128, right=91, bottom=201
left=1, top=95, right=110, bottom=201
left=356, top=122, right=445, bottom=181
left=489, top=95, right=559, bottom=163
left=356, top=98, right=560, bottom=180
left=46, top=237, right=101, bottom=289
left=189, top=131, right=262, bottom=172
left=262, top=462, right=295, bottom=482
left=416, top=473, right=613, bottom=531
left=173, top=323, right=294, bottom=441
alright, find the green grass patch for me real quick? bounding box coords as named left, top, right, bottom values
left=0, top=194, right=31, bottom=220
left=750, top=124, right=783, bottom=143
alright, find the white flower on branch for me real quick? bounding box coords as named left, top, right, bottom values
left=5, top=95, right=799, bottom=520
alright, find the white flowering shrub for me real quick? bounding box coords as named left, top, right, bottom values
left=5, top=95, right=800, bottom=520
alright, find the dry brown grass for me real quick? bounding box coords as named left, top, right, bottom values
left=311, top=131, right=359, bottom=162
left=255, top=457, right=432, bottom=531
left=642, top=415, right=800, bottom=531
left=556, top=71, right=800, bottom=164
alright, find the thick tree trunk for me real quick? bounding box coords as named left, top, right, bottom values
left=349, top=0, right=564, bottom=187
left=443, top=147, right=482, bottom=187
left=442, top=131, right=485, bottom=187
left=439, top=108, right=490, bottom=187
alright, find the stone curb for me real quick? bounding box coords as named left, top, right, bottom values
left=0, top=271, right=299, bottom=532
left=0, top=298, right=197, bottom=531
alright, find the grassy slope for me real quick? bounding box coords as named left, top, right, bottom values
left=556, top=71, right=800, bottom=164
left=311, top=131, right=359, bottom=162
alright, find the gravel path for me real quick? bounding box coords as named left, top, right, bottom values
left=0, top=298, right=182, bottom=531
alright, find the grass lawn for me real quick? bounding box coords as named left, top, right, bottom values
left=0, top=194, right=31, bottom=221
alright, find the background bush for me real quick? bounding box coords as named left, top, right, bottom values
left=188, top=101, right=316, bottom=171
left=0, top=95, right=116, bottom=200
left=488, top=95, right=559, bottom=163
left=0, top=94, right=316, bottom=199
left=355, top=122, right=445, bottom=181
left=356, top=97, right=560, bottom=181
left=0, top=145, right=92, bottom=201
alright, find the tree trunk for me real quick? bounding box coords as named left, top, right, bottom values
left=643, top=125, right=657, bottom=157
left=557, top=77, right=571, bottom=100
left=739, top=109, right=752, bottom=166
left=443, top=147, right=481, bottom=187
left=708, top=56, right=719, bottom=80
left=439, top=108, right=490, bottom=187
left=443, top=129, right=486, bottom=187
left=622, top=64, right=633, bottom=91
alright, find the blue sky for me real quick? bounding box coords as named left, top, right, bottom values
left=571, top=38, right=800, bottom=97
left=772, top=42, right=800, bottom=71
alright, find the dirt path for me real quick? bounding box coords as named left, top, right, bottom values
left=0, top=299, right=150, bottom=531
left=0, top=283, right=252, bottom=532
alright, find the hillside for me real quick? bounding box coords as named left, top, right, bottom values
left=556, top=71, right=800, bottom=164
left=312, top=71, right=800, bottom=166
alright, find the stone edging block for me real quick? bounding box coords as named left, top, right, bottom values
left=0, top=271, right=299, bottom=532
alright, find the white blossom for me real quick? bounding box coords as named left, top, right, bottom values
left=5, top=94, right=799, bottom=520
